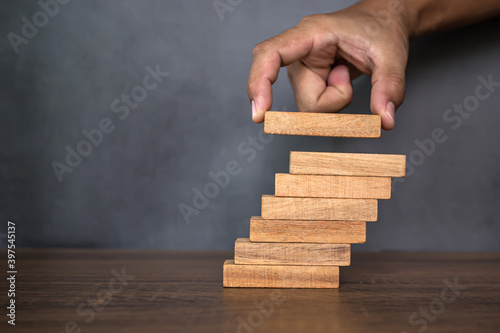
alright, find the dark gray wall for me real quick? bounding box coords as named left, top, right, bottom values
left=2, top=0, right=500, bottom=250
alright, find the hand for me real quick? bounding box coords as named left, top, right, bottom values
left=247, top=0, right=413, bottom=130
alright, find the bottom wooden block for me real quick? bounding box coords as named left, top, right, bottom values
left=223, top=260, right=339, bottom=288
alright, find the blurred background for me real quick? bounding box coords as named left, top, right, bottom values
left=1, top=0, right=499, bottom=251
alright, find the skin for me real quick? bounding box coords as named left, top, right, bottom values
left=247, top=0, right=500, bottom=130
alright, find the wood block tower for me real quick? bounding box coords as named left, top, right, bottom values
left=223, top=112, right=406, bottom=288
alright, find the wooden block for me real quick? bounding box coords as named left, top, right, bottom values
left=249, top=217, right=366, bottom=243
left=263, top=111, right=381, bottom=138
left=261, top=195, right=378, bottom=221
left=290, top=151, right=406, bottom=177
left=234, top=238, right=351, bottom=266
left=223, top=260, right=339, bottom=288
left=275, top=173, right=391, bottom=199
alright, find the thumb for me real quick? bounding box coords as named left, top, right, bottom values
left=370, top=61, right=406, bottom=131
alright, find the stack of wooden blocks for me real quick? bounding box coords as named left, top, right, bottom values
left=223, top=111, right=406, bottom=288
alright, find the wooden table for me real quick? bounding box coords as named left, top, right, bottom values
left=2, top=250, right=500, bottom=332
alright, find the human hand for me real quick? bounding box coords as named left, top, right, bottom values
left=247, top=0, right=414, bottom=130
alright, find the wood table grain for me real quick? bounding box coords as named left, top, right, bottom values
left=1, top=250, right=499, bottom=333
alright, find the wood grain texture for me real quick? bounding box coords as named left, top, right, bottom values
left=261, top=195, right=378, bottom=221
left=290, top=151, right=406, bottom=177
left=233, top=238, right=351, bottom=266
left=275, top=173, right=391, bottom=199
left=249, top=217, right=366, bottom=243
left=223, top=260, right=340, bottom=288
left=263, top=111, right=381, bottom=138
left=9, top=250, right=500, bottom=332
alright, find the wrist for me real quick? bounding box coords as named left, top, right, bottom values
left=355, top=0, right=423, bottom=39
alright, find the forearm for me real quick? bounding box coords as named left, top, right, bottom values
left=360, top=0, right=500, bottom=39
left=409, top=0, right=500, bottom=37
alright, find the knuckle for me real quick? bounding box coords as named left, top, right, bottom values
left=300, top=14, right=316, bottom=23
left=300, top=14, right=322, bottom=23
left=382, top=75, right=406, bottom=104
left=386, top=75, right=406, bottom=91
left=246, top=80, right=258, bottom=95
left=252, top=42, right=269, bottom=56
left=299, top=14, right=329, bottom=27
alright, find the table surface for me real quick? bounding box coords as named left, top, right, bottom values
left=1, top=250, right=500, bottom=333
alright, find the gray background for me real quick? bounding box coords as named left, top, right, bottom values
left=1, top=0, right=499, bottom=251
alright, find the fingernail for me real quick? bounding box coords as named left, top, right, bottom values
left=385, top=101, right=395, bottom=125
left=251, top=100, right=256, bottom=120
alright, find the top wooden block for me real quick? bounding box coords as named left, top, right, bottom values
left=264, top=111, right=381, bottom=138
left=290, top=151, right=406, bottom=177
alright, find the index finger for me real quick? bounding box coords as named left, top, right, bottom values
left=247, top=27, right=315, bottom=123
